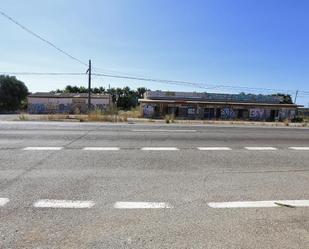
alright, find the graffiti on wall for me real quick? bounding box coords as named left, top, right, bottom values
left=249, top=108, right=265, bottom=120
left=221, top=108, right=236, bottom=119
left=279, top=109, right=295, bottom=120
left=28, top=103, right=71, bottom=114
left=187, top=108, right=196, bottom=115
left=28, top=103, right=107, bottom=114
left=143, top=105, right=155, bottom=117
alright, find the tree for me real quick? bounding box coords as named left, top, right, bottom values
left=0, top=75, right=28, bottom=112
left=137, top=87, right=147, bottom=98
left=272, top=93, right=293, bottom=104
left=53, top=85, right=149, bottom=110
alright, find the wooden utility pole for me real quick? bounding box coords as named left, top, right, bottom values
left=294, top=90, right=299, bottom=104
left=88, top=59, right=92, bottom=111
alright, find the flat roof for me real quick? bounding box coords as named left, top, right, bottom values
left=138, top=99, right=302, bottom=108
left=28, top=92, right=110, bottom=99
left=145, top=90, right=285, bottom=104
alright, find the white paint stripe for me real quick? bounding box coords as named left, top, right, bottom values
left=141, top=147, right=179, bottom=151
left=289, top=147, right=309, bottom=151
left=83, top=147, right=120, bottom=151
left=244, top=147, right=277, bottom=151
left=0, top=198, right=9, bottom=207
left=208, top=200, right=309, bottom=208
left=23, top=147, right=63, bottom=151
left=34, top=199, right=95, bottom=208
left=132, top=129, right=196, bottom=132
left=197, top=147, right=232, bottom=151
left=114, top=202, right=173, bottom=209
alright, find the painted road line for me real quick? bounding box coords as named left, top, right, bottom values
left=197, top=147, right=232, bottom=151
left=208, top=200, right=309, bottom=208
left=114, top=202, right=173, bottom=209
left=33, top=199, right=95, bottom=209
left=289, top=147, right=309, bottom=151
left=244, top=147, right=277, bottom=151
left=83, top=147, right=120, bottom=151
left=141, top=147, right=179, bottom=151
left=23, top=147, right=63, bottom=151
left=0, top=198, right=9, bottom=207
left=132, top=129, right=196, bottom=132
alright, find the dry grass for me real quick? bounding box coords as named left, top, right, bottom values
left=47, top=114, right=70, bottom=121
left=118, top=106, right=141, bottom=118
left=164, top=114, right=175, bottom=124
left=18, top=114, right=29, bottom=121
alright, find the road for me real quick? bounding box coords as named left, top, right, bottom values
left=0, top=121, right=309, bottom=249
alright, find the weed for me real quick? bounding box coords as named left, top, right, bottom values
left=18, top=114, right=28, bottom=121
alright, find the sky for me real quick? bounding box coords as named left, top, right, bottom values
left=1, top=0, right=309, bottom=106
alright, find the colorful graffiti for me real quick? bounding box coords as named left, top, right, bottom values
left=28, top=103, right=106, bottom=114
left=278, top=109, right=295, bottom=120
left=143, top=105, right=155, bottom=117
left=249, top=108, right=265, bottom=120
left=221, top=108, right=236, bottom=119
left=28, top=103, right=71, bottom=114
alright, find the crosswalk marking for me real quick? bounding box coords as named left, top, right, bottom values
left=197, top=147, right=232, bottom=151
left=0, top=198, right=9, bottom=207
left=13, top=146, right=309, bottom=151
left=141, top=147, right=179, bottom=151
left=208, top=200, right=309, bottom=208
left=33, top=199, right=95, bottom=209
left=132, top=129, right=196, bottom=132
left=244, top=147, right=277, bottom=151
left=23, top=147, right=63, bottom=151
left=114, top=202, right=173, bottom=209
left=289, top=147, right=309, bottom=151
left=83, top=147, right=120, bottom=151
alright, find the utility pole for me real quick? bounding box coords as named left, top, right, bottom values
left=294, top=90, right=299, bottom=104
left=87, top=59, right=92, bottom=112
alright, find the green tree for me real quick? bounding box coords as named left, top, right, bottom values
left=0, top=75, right=28, bottom=111
left=54, top=85, right=148, bottom=110
left=137, top=87, right=147, bottom=98
left=272, top=93, right=293, bottom=104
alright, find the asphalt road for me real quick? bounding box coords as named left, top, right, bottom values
left=0, top=121, right=309, bottom=249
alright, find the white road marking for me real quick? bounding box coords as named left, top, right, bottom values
left=83, top=147, right=120, bottom=151
left=33, top=199, right=95, bottom=209
left=197, top=147, right=232, bottom=151
left=208, top=200, right=309, bottom=208
left=289, top=147, right=309, bottom=151
left=132, top=129, right=196, bottom=132
left=0, top=198, right=9, bottom=207
left=141, top=147, right=179, bottom=151
left=114, top=202, right=173, bottom=209
left=23, top=147, right=63, bottom=151
left=244, top=147, right=277, bottom=151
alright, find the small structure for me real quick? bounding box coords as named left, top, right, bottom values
left=138, top=91, right=302, bottom=121
left=27, top=92, right=112, bottom=114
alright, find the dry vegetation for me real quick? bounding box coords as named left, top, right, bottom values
left=17, top=107, right=142, bottom=123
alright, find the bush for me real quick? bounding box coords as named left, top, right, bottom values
left=292, top=116, right=304, bottom=123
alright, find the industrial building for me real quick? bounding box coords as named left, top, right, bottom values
left=27, top=92, right=112, bottom=114
left=138, top=91, right=301, bottom=121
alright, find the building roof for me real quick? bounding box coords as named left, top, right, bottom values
left=138, top=98, right=301, bottom=108
left=144, top=91, right=288, bottom=104
left=28, top=92, right=110, bottom=99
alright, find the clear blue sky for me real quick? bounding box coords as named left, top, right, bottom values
left=1, top=0, right=309, bottom=105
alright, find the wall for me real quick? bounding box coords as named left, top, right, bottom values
left=28, top=97, right=110, bottom=114
left=140, top=102, right=297, bottom=121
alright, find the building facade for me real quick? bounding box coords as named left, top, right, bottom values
left=139, top=91, right=300, bottom=121
left=28, top=92, right=112, bottom=114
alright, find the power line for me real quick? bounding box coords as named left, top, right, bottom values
left=92, top=72, right=309, bottom=95
left=2, top=70, right=309, bottom=96
left=0, top=10, right=88, bottom=67
left=0, top=72, right=85, bottom=76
